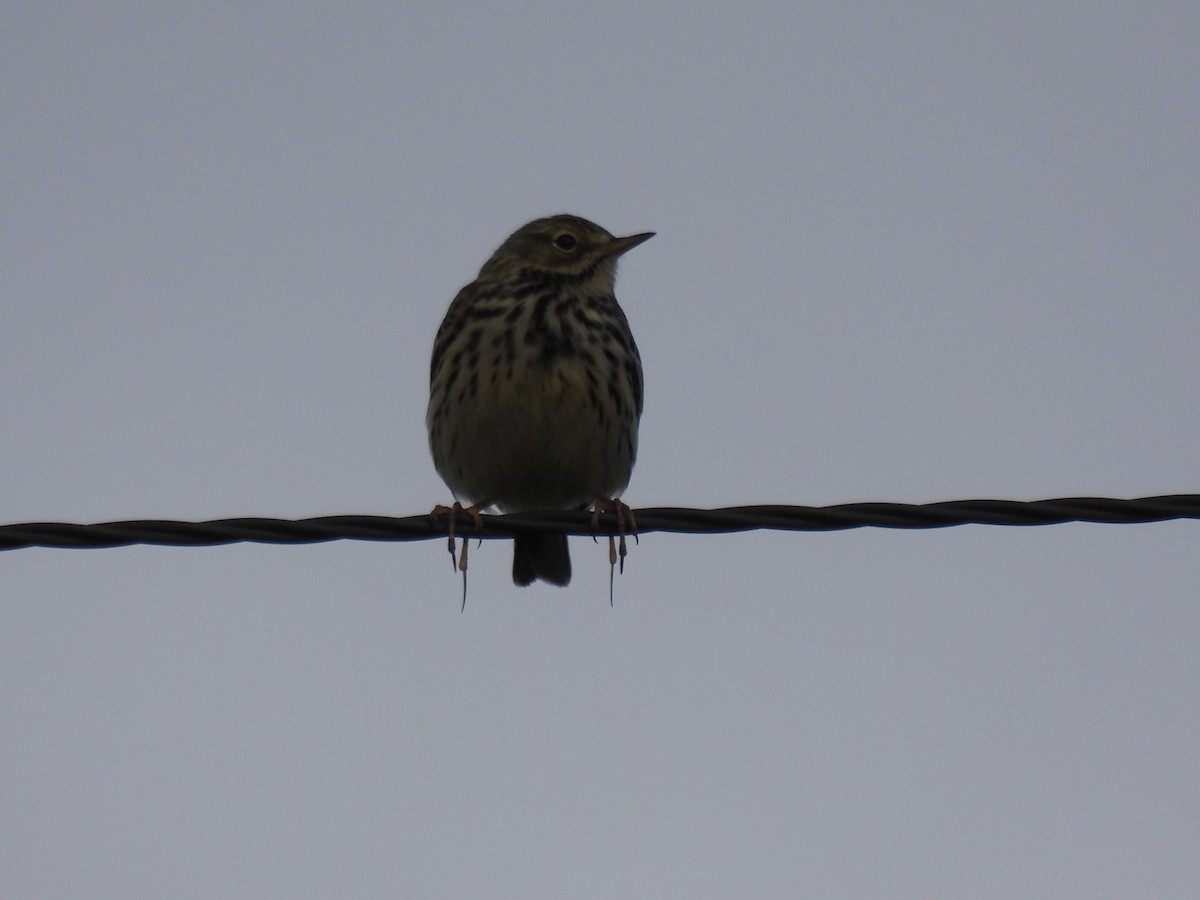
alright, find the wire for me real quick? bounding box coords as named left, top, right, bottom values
left=1, top=494, right=1197, bottom=551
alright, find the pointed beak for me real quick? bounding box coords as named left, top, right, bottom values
left=601, top=231, right=655, bottom=258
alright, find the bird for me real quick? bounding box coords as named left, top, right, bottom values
left=427, top=214, right=653, bottom=586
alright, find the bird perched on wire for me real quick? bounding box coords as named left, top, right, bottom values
left=427, top=214, right=653, bottom=586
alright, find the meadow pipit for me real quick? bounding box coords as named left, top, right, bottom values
left=427, top=214, right=652, bottom=586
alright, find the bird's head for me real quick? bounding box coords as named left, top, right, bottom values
left=478, top=214, right=654, bottom=286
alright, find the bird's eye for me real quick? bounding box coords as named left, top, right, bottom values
left=553, top=233, right=578, bottom=252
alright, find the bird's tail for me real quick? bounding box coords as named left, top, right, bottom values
left=512, top=533, right=571, bottom=586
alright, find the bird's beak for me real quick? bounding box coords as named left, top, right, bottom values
left=602, top=231, right=655, bottom=258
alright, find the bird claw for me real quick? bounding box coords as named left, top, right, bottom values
left=431, top=502, right=484, bottom=610
left=590, top=497, right=637, bottom=580
left=431, top=502, right=480, bottom=570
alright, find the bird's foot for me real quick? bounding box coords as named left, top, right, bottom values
left=431, top=502, right=484, bottom=610
left=590, top=498, right=638, bottom=601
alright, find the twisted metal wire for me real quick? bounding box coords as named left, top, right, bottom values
left=1, top=495, right=1197, bottom=552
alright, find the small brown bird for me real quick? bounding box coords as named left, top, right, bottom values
left=427, top=214, right=652, bottom=586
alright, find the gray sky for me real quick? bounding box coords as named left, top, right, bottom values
left=4, top=3, right=1199, bottom=897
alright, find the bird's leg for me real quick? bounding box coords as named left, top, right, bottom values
left=430, top=501, right=484, bottom=573
left=590, top=497, right=638, bottom=575
left=431, top=501, right=485, bottom=611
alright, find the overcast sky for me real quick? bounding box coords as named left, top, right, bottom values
left=4, top=3, right=1199, bottom=897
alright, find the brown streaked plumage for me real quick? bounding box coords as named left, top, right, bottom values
left=427, top=214, right=652, bottom=586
